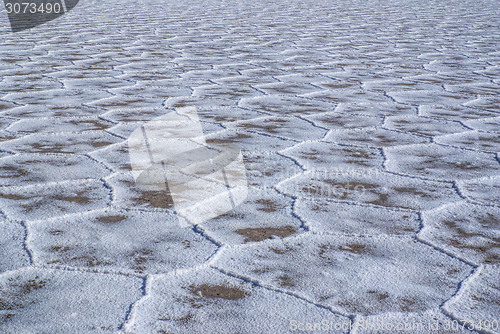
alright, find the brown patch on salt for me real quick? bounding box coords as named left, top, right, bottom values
left=132, top=190, right=174, bottom=209
left=188, top=284, right=247, bottom=300
left=0, top=193, right=26, bottom=200
left=442, top=215, right=500, bottom=264
left=30, top=142, right=65, bottom=153
left=53, top=190, right=91, bottom=205
left=276, top=274, right=295, bottom=288
left=91, top=140, right=115, bottom=148
left=340, top=243, right=370, bottom=254
left=97, top=215, right=127, bottom=224
left=69, top=119, right=111, bottom=131
left=235, top=225, right=295, bottom=243
left=255, top=199, right=281, bottom=212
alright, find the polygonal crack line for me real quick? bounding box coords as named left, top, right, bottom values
left=414, top=205, right=481, bottom=268
left=380, top=167, right=471, bottom=192
left=379, top=126, right=435, bottom=143
left=416, top=235, right=482, bottom=318
left=430, top=140, right=497, bottom=156
left=440, top=265, right=485, bottom=329
left=17, top=219, right=34, bottom=266
left=451, top=179, right=499, bottom=207
left=296, top=114, right=332, bottom=137
left=0, top=177, right=112, bottom=194
left=236, top=127, right=303, bottom=145
left=272, top=166, right=306, bottom=196
left=119, top=246, right=233, bottom=331
left=22, top=264, right=149, bottom=333
left=277, top=144, right=314, bottom=171
left=86, top=146, right=126, bottom=173
left=0, top=147, right=17, bottom=156
left=82, top=152, right=116, bottom=175
left=256, top=181, right=311, bottom=234
left=0, top=116, right=22, bottom=130
left=78, top=102, right=109, bottom=115
left=453, top=182, right=500, bottom=209
left=223, top=114, right=275, bottom=127
left=41, top=74, right=64, bottom=90
left=210, top=265, right=351, bottom=319
left=98, top=176, right=115, bottom=208
left=81, top=127, right=128, bottom=145
left=244, top=83, right=268, bottom=98
left=191, top=224, right=224, bottom=248
left=33, top=262, right=146, bottom=280
left=118, top=274, right=151, bottom=333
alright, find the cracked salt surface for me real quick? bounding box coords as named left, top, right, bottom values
left=1, top=0, right=500, bottom=332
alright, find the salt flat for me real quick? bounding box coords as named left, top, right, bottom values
left=0, top=0, right=499, bottom=333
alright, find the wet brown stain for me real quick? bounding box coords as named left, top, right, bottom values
left=392, top=187, right=433, bottom=199
left=175, top=313, right=193, bottom=325
left=212, top=211, right=245, bottom=220
left=442, top=215, right=500, bottom=264
left=49, top=246, right=70, bottom=253
left=318, top=243, right=332, bottom=261
left=16, top=276, right=47, bottom=293
left=132, top=190, right=174, bottom=209
left=0, top=193, right=26, bottom=200
left=255, top=199, right=281, bottom=212
left=157, top=330, right=175, bottom=334
left=252, top=267, right=270, bottom=274
left=325, top=242, right=370, bottom=255
left=368, top=290, right=389, bottom=301
left=91, top=140, right=115, bottom=148
left=269, top=244, right=293, bottom=254
left=96, top=215, right=127, bottom=224
left=339, top=244, right=369, bottom=254
left=399, top=297, right=419, bottom=312
left=129, top=248, right=154, bottom=273
left=276, top=274, right=295, bottom=288
left=317, top=295, right=331, bottom=302
left=0, top=165, right=30, bottom=178
left=30, top=142, right=66, bottom=153
left=69, top=119, right=111, bottom=131
left=70, top=254, right=109, bottom=267
left=206, top=132, right=252, bottom=145
left=188, top=284, right=247, bottom=300
left=235, top=225, right=295, bottom=242
left=53, top=190, right=91, bottom=205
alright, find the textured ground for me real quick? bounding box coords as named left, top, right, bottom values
left=0, top=0, right=499, bottom=333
